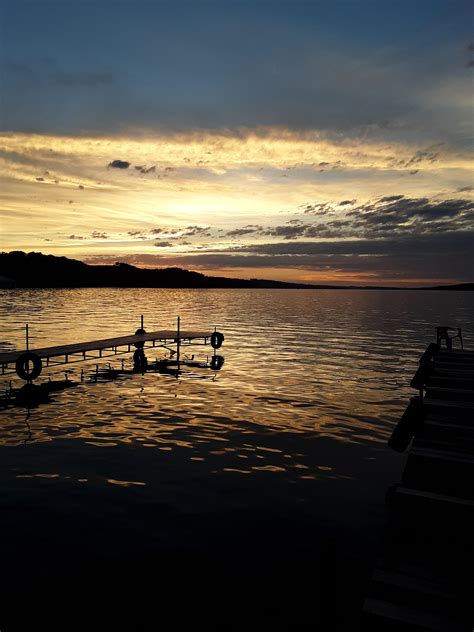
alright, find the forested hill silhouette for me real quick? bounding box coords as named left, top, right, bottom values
left=1, top=252, right=472, bottom=290
left=0, top=251, right=328, bottom=289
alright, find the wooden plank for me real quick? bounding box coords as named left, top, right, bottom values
left=436, top=350, right=474, bottom=359
left=423, top=397, right=474, bottom=411
left=401, top=451, right=474, bottom=499
left=426, top=386, right=474, bottom=396
left=425, top=387, right=474, bottom=404
left=422, top=420, right=474, bottom=441
left=431, top=368, right=474, bottom=379
left=0, top=329, right=212, bottom=365
left=394, top=485, right=474, bottom=506
left=426, top=377, right=474, bottom=389
left=424, top=413, right=474, bottom=428
left=364, top=569, right=470, bottom=629
left=434, top=361, right=474, bottom=370
left=372, top=569, right=457, bottom=598
left=409, top=445, right=474, bottom=464
left=362, top=597, right=466, bottom=631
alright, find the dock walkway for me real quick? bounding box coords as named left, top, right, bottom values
left=362, top=346, right=474, bottom=631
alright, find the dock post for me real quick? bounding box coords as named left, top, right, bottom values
left=176, top=316, right=181, bottom=369
left=141, top=314, right=144, bottom=330
left=25, top=324, right=30, bottom=383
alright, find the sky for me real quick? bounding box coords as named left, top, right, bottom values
left=1, top=0, right=473, bottom=286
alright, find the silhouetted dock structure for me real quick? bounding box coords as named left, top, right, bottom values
left=362, top=330, right=474, bottom=631
left=0, top=316, right=224, bottom=382
left=0, top=330, right=212, bottom=372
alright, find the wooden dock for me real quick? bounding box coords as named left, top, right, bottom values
left=362, top=345, right=474, bottom=631
left=0, top=329, right=213, bottom=375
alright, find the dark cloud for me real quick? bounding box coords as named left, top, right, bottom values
left=82, top=227, right=473, bottom=283
left=108, top=160, right=130, bottom=169
left=135, top=165, right=156, bottom=174
left=181, top=225, right=210, bottom=237
left=53, top=71, right=114, bottom=87
left=231, top=231, right=473, bottom=257
left=219, top=195, right=474, bottom=245
left=154, top=241, right=173, bottom=247
left=457, top=186, right=473, bottom=192
left=226, top=228, right=260, bottom=237
left=262, top=224, right=307, bottom=240
left=387, top=144, right=443, bottom=170
left=380, top=195, right=404, bottom=202
left=3, top=4, right=472, bottom=148
left=91, top=231, right=108, bottom=239
left=301, top=202, right=332, bottom=215
left=346, top=196, right=474, bottom=236
left=68, top=234, right=84, bottom=240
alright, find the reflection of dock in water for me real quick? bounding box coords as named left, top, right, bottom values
left=363, top=327, right=474, bottom=630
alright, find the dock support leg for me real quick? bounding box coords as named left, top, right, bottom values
left=176, top=316, right=181, bottom=370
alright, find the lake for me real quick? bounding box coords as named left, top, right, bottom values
left=0, top=288, right=472, bottom=629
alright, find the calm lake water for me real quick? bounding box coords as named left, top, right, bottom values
left=0, top=288, right=472, bottom=628
left=1, top=288, right=472, bottom=448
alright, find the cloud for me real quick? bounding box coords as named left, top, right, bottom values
left=53, top=71, right=114, bottom=87
left=81, top=227, right=473, bottom=284
left=226, top=227, right=260, bottom=237
left=2, top=7, right=472, bottom=154
left=380, top=195, right=404, bottom=202
left=231, top=231, right=473, bottom=257
left=135, top=165, right=156, bottom=174
left=108, top=160, right=130, bottom=169
left=154, top=241, right=173, bottom=247
left=346, top=196, right=474, bottom=236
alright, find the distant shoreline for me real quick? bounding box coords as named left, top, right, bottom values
left=2, top=285, right=474, bottom=291
left=1, top=251, right=472, bottom=291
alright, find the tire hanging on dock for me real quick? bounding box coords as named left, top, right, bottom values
left=15, top=352, right=43, bottom=381
left=134, top=328, right=146, bottom=348
left=210, top=332, right=224, bottom=349
left=388, top=396, right=424, bottom=453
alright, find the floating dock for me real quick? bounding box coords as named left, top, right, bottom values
left=362, top=333, right=474, bottom=630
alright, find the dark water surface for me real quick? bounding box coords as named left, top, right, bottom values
left=0, top=289, right=472, bottom=630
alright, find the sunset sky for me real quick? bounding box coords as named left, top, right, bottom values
left=1, top=0, right=473, bottom=285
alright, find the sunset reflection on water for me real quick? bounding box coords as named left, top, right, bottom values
left=1, top=288, right=472, bottom=477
